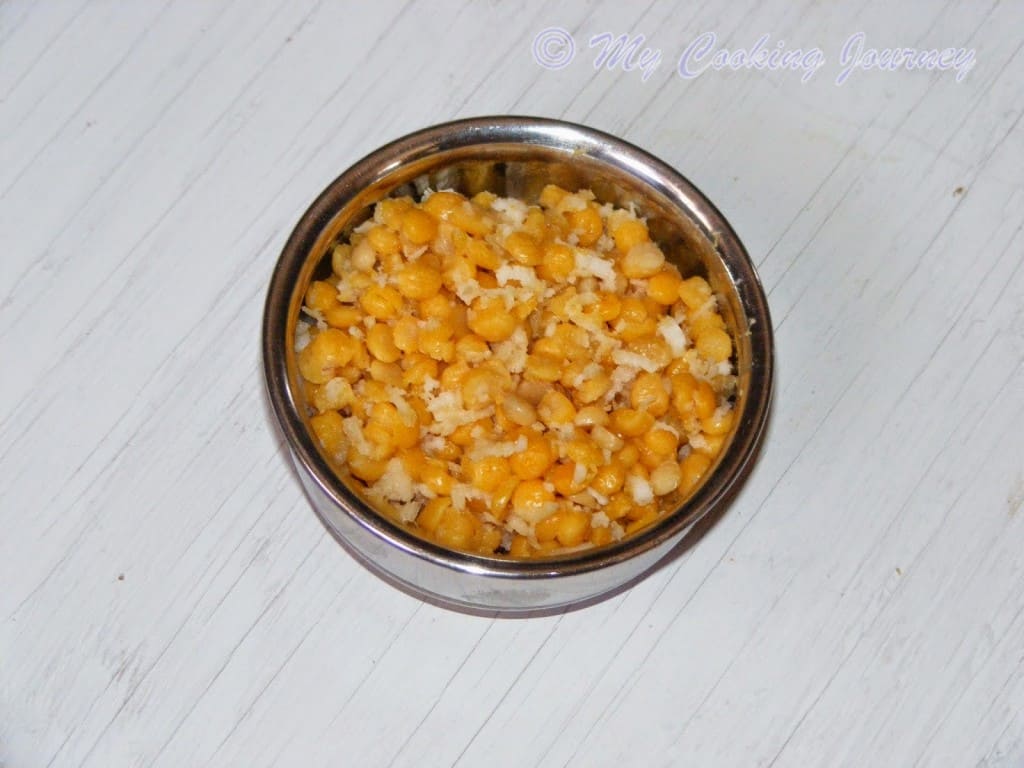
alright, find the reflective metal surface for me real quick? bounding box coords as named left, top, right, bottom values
left=262, top=116, right=774, bottom=613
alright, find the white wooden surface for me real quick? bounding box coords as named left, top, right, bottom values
left=2, top=1, right=1022, bottom=766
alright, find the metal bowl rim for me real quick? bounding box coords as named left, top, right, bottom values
left=262, top=115, right=774, bottom=581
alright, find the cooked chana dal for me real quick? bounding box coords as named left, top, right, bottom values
left=295, top=185, right=737, bottom=557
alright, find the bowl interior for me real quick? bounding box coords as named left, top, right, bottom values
left=266, top=118, right=773, bottom=574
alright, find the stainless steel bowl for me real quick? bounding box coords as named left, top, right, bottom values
left=262, top=116, right=773, bottom=614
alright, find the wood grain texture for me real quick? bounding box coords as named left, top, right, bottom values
left=1, top=1, right=1021, bottom=766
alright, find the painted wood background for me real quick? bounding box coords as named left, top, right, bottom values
left=2, top=1, right=1022, bottom=766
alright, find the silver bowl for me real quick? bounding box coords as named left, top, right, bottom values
left=262, top=116, right=773, bottom=614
